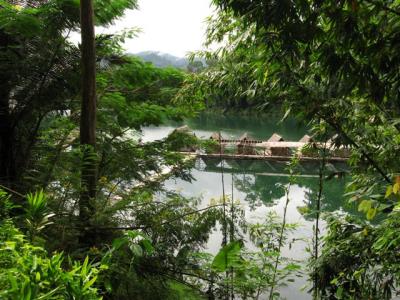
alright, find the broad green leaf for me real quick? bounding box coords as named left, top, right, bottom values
left=393, top=183, right=400, bottom=194
left=358, top=200, right=371, bottom=213
left=112, top=237, right=127, bottom=250
left=330, top=277, right=338, bottom=285
left=336, top=286, right=344, bottom=299
left=140, top=239, right=154, bottom=254
left=211, top=241, right=242, bottom=272
left=130, top=244, right=143, bottom=257
left=385, top=185, right=393, bottom=198
left=366, top=207, right=377, bottom=220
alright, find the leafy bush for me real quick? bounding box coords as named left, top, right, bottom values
left=0, top=220, right=103, bottom=299
left=97, top=192, right=223, bottom=299
left=0, top=190, right=17, bottom=220
left=24, top=190, right=55, bottom=243
left=200, top=139, right=220, bottom=154
left=311, top=213, right=400, bottom=299
left=165, top=129, right=199, bottom=152
left=209, top=213, right=301, bottom=299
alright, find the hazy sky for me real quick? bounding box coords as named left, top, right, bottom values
left=98, top=0, right=214, bottom=57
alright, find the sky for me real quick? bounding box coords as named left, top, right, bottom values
left=97, top=0, right=215, bottom=57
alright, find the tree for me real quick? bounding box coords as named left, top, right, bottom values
left=0, top=1, right=80, bottom=191
left=79, top=0, right=98, bottom=246
left=185, top=0, right=400, bottom=297
left=0, top=1, right=235, bottom=298
left=184, top=0, right=400, bottom=209
left=0, top=0, right=139, bottom=192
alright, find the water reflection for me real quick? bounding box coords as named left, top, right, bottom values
left=163, top=158, right=355, bottom=299
left=160, top=154, right=357, bottom=300
left=149, top=112, right=355, bottom=299
left=195, top=158, right=353, bottom=215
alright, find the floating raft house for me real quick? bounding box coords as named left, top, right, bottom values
left=299, top=134, right=313, bottom=143
left=267, top=133, right=290, bottom=156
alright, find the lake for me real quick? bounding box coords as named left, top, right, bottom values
left=143, top=112, right=356, bottom=299
left=142, top=111, right=306, bottom=142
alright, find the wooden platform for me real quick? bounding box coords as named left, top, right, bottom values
left=173, top=130, right=350, bottom=161
left=218, top=141, right=333, bottom=148
left=180, top=152, right=348, bottom=162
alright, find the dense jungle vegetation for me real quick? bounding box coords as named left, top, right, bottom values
left=1, top=0, right=400, bottom=299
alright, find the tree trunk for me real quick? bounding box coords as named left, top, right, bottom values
left=79, top=0, right=97, bottom=246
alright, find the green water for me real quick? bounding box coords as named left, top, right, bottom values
left=142, top=112, right=307, bottom=142
left=185, top=112, right=307, bottom=140
left=162, top=160, right=353, bottom=299
left=143, top=113, right=355, bottom=299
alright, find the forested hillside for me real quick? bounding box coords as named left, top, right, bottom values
left=135, top=51, right=188, bottom=69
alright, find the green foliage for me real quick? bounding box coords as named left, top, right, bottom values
left=182, top=1, right=400, bottom=297
left=0, top=2, right=42, bottom=37
left=94, top=0, right=138, bottom=26
left=0, top=220, right=102, bottom=299
left=211, top=240, right=243, bottom=272
left=199, top=139, right=219, bottom=154
left=245, top=212, right=300, bottom=299
left=135, top=51, right=189, bottom=69
left=0, top=0, right=226, bottom=299
left=300, top=144, right=320, bottom=158
left=167, top=281, right=205, bottom=300
left=110, top=230, right=154, bottom=257
left=4, top=1, right=195, bottom=255
left=208, top=213, right=300, bottom=299
left=0, top=0, right=81, bottom=189
left=24, top=190, right=55, bottom=242
left=311, top=212, right=400, bottom=299
left=3, top=0, right=380, bottom=298
left=98, top=230, right=159, bottom=298
left=165, top=128, right=199, bottom=152
left=0, top=2, right=212, bottom=298
left=0, top=189, right=17, bottom=220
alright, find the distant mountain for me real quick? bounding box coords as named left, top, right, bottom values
left=134, top=51, right=189, bottom=69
